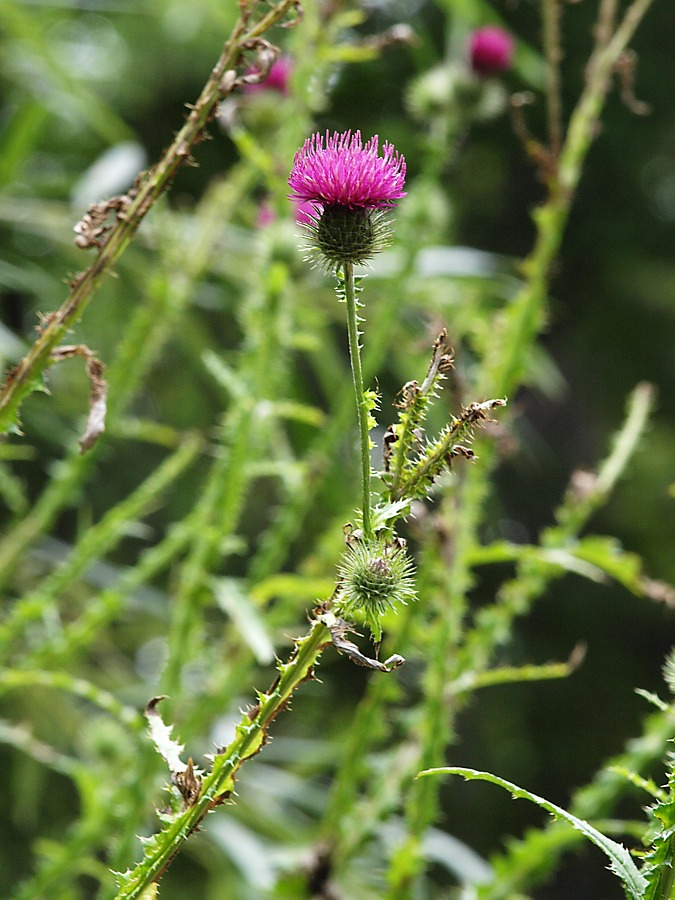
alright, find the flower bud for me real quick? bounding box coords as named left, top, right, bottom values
left=337, top=537, right=416, bottom=640
left=244, top=57, right=292, bottom=95
left=468, top=27, right=514, bottom=78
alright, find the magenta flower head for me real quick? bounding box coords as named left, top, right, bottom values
left=468, top=26, right=514, bottom=78
left=288, top=130, right=406, bottom=270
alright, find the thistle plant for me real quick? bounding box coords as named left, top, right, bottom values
left=0, top=0, right=671, bottom=898
left=289, top=130, right=407, bottom=541
left=110, top=115, right=505, bottom=893
left=288, top=129, right=425, bottom=639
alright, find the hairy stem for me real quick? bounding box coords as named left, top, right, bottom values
left=0, top=0, right=300, bottom=435
left=542, top=0, right=564, bottom=164
left=116, top=616, right=331, bottom=898
left=343, top=261, right=373, bottom=538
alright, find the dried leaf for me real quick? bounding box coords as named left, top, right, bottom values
left=49, top=344, right=108, bottom=452
left=317, top=609, right=405, bottom=672
left=73, top=194, right=132, bottom=249
left=175, top=758, right=202, bottom=807
left=145, top=696, right=187, bottom=777
left=145, top=697, right=202, bottom=807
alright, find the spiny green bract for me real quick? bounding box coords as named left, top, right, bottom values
left=337, top=537, right=416, bottom=641
left=303, top=206, right=394, bottom=271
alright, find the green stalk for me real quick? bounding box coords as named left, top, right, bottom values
left=0, top=433, right=202, bottom=664
left=115, top=617, right=332, bottom=898
left=385, top=1, right=657, bottom=892
left=342, top=261, right=373, bottom=539
left=0, top=0, right=300, bottom=435
left=247, top=257, right=410, bottom=584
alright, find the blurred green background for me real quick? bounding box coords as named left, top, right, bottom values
left=0, top=0, right=673, bottom=897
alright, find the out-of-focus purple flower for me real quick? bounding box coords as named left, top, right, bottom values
left=256, top=202, right=276, bottom=228
left=244, top=57, right=292, bottom=95
left=288, top=130, right=406, bottom=210
left=294, top=199, right=319, bottom=225
left=468, top=27, right=514, bottom=77
left=256, top=199, right=320, bottom=230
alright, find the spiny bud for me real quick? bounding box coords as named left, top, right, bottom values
left=306, top=204, right=393, bottom=271
left=337, top=537, right=416, bottom=641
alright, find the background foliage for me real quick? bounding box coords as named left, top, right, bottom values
left=0, top=0, right=673, bottom=897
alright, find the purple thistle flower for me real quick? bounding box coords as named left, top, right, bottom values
left=288, top=130, right=406, bottom=210
left=288, top=130, right=406, bottom=270
left=468, top=27, right=514, bottom=78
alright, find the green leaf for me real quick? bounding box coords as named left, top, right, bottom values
left=212, top=577, right=276, bottom=665
left=418, top=766, right=648, bottom=900
left=269, top=400, right=325, bottom=428
left=371, top=499, right=412, bottom=533
left=249, top=573, right=335, bottom=605
left=571, top=536, right=644, bottom=593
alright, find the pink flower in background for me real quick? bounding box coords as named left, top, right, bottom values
left=294, top=199, right=319, bottom=225
left=244, top=57, right=292, bottom=95
left=255, top=198, right=319, bottom=229
left=288, top=130, right=406, bottom=210
left=468, top=27, right=514, bottom=77
left=256, top=202, right=276, bottom=228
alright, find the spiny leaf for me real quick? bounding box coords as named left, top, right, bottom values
left=391, top=399, right=506, bottom=501
left=383, top=329, right=453, bottom=491
left=371, top=498, right=412, bottom=533
left=418, top=766, right=647, bottom=900
left=144, top=696, right=187, bottom=776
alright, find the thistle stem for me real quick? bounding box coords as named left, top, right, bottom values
left=116, top=617, right=332, bottom=898
left=342, top=262, right=373, bottom=539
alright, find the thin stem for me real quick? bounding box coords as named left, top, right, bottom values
left=564, top=381, right=654, bottom=523
left=0, top=0, right=300, bottom=435
left=116, top=617, right=332, bottom=898
left=542, top=0, right=564, bottom=164
left=592, top=0, right=619, bottom=62
left=481, top=0, right=656, bottom=401
left=0, top=433, right=202, bottom=664
left=558, top=0, right=655, bottom=198
left=342, top=261, right=373, bottom=539
left=247, top=258, right=410, bottom=584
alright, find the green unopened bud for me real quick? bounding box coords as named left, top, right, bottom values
left=337, top=537, right=416, bottom=641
